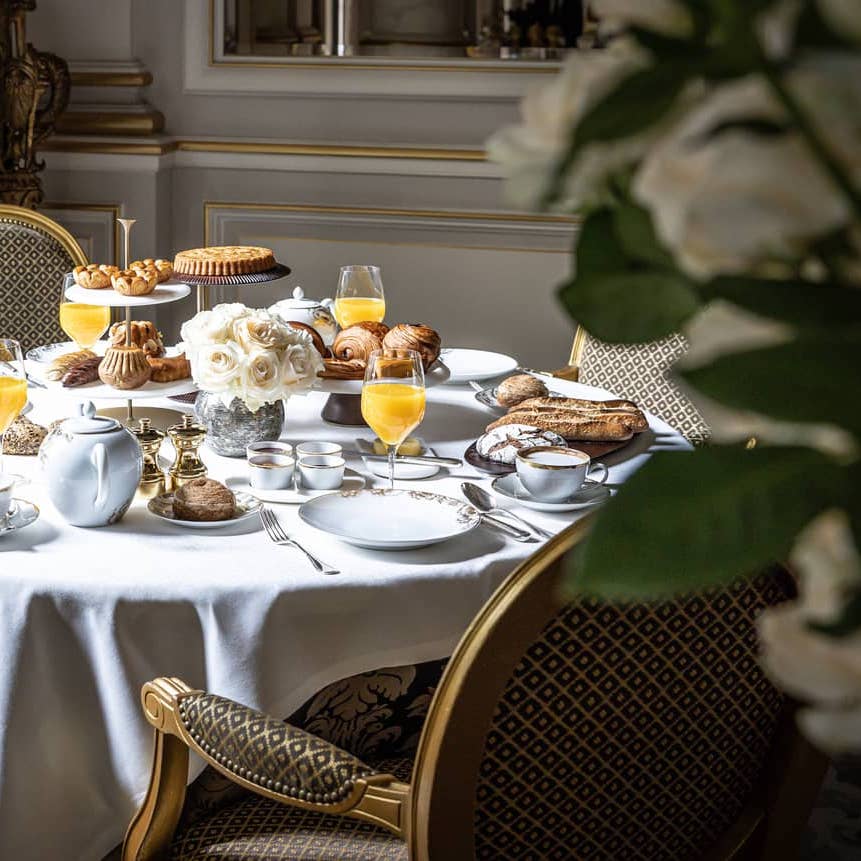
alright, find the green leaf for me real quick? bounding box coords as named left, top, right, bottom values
left=568, top=446, right=848, bottom=600
left=559, top=270, right=701, bottom=343
left=614, top=204, right=675, bottom=268
left=573, top=209, right=621, bottom=276
left=680, top=333, right=861, bottom=435
left=704, top=275, right=861, bottom=330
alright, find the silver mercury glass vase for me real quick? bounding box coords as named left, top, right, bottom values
left=194, top=392, right=285, bottom=457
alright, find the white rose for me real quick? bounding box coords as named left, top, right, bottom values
left=757, top=511, right=861, bottom=752
left=192, top=342, right=242, bottom=392
left=239, top=349, right=283, bottom=408
left=591, top=0, right=693, bottom=37
left=233, top=311, right=291, bottom=352
left=180, top=309, right=232, bottom=349
left=280, top=340, right=323, bottom=393
left=633, top=74, right=852, bottom=279
left=487, top=39, right=651, bottom=210
left=818, top=0, right=861, bottom=43
left=212, top=303, right=251, bottom=325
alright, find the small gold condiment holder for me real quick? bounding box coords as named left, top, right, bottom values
left=132, top=417, right=166, bottom=500
left=167, top=413, right=207, bottom=491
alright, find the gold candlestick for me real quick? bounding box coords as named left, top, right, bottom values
left=167, top=414, right=207, bottom=491
left=132, top=418, right=166, bottom=499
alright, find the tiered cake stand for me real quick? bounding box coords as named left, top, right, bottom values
left=56, top=218, right=195, bottom=428
left=175, top=264, right=292, bottom=314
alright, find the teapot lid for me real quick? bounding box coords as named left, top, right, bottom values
left=276, top=286, right=318, bottom=309
left=65, top=402, right=121, bottom=435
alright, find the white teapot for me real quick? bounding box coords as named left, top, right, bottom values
left=39, top=402, right=142, bottom=527
left=270, top=286, right=338, bottom=347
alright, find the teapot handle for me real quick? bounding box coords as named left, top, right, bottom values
left=91, top=442, right=110, bottom=510
left=321, top=297, right=334, bottom=310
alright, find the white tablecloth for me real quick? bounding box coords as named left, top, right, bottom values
left=0, top=377, right=687, bottom=860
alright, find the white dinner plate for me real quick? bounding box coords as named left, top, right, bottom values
left=491, top=473, right=611, bottom=513
left=315, top=360, right=450, bottom=395
left=355, top=438, right=440, bottom=480
left=64, top=274, right=191, bottom=307
left=439, top=348, right=518, bottom=384
left=27, top=341, right=180, bottom=364
left=473, top=382, right=565, bottom=413
left=148, top=490, right=262, bottom=529
left=0, top=500, right=40, bottom=536
left=299, top=488, right=480, bottom=550
left=226, top=469, right=365, bottom=504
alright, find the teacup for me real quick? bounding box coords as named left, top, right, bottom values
left=296, top=441, right=343, bottom=459
left=298, top=454, right=345, bottom=491
left=247, top=440, right=293, bottom=461
left=0, top=473, right=15, bottom=517
left=515, top=446, right=608, bottom=502
left=248, top=454, right=295, bottom=490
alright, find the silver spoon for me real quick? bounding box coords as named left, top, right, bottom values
left=461, top=482, right=555, bottom=540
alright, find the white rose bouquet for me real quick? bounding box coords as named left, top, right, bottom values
left=180, top=303, right=322, bottom=412
left=490, top=0, right=861, bottom=752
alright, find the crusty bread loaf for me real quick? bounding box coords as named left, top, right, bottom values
left=486, top=411, right=635, bottom=441
left=508, top=396, right=648, bottom=433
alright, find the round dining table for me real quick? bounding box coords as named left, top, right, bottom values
left=0, top=373, right=688, bottom=860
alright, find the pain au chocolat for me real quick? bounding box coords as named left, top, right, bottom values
left=173, top=246, right=275, bottom=277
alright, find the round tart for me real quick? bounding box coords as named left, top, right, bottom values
left=112, top=268, right=157, bottom=296
left=173, top=478, right=235, bottom=522
left=72, top=264, right=118, bottom=290
left=173, top=246, right=276, bottom=277
left=98, top=345, right=152, bottom=389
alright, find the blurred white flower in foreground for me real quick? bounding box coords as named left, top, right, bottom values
left=818, top=0, right=861, bottom=43
left=633, top=66, right=860, bottom=279
left=758, top=511, right=861, bottom=753
left=590, top=0, right=693, bottom=37
left=487, top=40, right=650, bottom=210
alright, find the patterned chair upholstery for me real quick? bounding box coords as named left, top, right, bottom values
left=125, top=525, right=826, bottom=861
left=569, top=327, right=711, bottom=445
left=0, top=205, right=87, bottom=351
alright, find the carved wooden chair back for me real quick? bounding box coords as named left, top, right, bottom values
left=409, top=521, right=826, bottom=860
left=0, top=204, right=86, bottom=350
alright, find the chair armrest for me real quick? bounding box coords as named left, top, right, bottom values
left=136, top=678, right=408, bottom=840
left=549, top=364, right=580, bottom=381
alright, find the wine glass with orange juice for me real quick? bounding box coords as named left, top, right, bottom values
left=59, top=279, right=111, bottom=351
left=334, top=265, right=386, bottom=328
left=0, top=338, right=27, bottom=473
left=361, top=349, right=426, bottom=490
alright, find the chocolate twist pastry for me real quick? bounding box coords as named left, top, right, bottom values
left=61, top=356, right=102, bottom=387
left=332, top=324, right=385, bottom=363
left=382, top=323, right=441, bottom=370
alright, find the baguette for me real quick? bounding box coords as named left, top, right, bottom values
left=512, top=397, right=648, bottom=433
left=486, top=411, right=635, bottom=441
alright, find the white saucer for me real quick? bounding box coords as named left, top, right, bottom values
left=0, top=500, right=40, bottom=536
left=147, top=490, right=261, bottom=529
left=439, top=348, right=518, bottom=384
left=226, top=469, right=366, bottom=504
left=355, top=438, right=440, bottom=480
left=491, top=473, right=611, bottom=513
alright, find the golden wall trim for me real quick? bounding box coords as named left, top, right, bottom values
left=41, top=139, right=174, bottom=155
left=70, top=71, right=153, bottom=88
left=55, top=109, right=166, bottom=137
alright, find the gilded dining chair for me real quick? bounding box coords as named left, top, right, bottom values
left=0, top=204, right=87, bottom=350
left=124, top=521, right=826, bottom=861
left=564, top=326, right=711, bottom=446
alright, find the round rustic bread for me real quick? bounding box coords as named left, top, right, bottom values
left=173, top=478, right=235, bottom=522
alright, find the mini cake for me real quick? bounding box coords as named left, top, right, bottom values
left=72, top=264, right=118, bottom=290
left=173, top=246, right=275, bottom=277
left=131, top=258, right=173, bottom=283
left=173, top=478, right=235, bottom=522
left=109, top=321, right=164, bottom=357
left=98, top=345, right=152, bottom=389
left=112, top=268, right=157, bottom=297
left=476, top=423, right=566, bottom=464
left=496, top=374, right=548, bottom=407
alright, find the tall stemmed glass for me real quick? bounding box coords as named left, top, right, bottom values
left=59, top=281, right=111, bottom=351
left=0, top=339, right=27, bottom=474
left=334, top=265, right=386, bottom=328
left=361, top=349, right=426, bottom=490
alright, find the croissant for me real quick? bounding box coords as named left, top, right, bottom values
left=146, top=353, right=191, bottom=383
left=286, top=321, right=327, bottom=358
left=109, top=321, right=165, bottom=357
left=382, top=323, right=441, bottom=370
left=332, top=325, right=385, bottom=363
left=318, top=358, right=366, bottom=380
left=352, top=321, right=389, bottom=341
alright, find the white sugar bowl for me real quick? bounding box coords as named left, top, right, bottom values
left=40, top=402, right=143, bottom=527
left=270, top=286, right=337, bottom=347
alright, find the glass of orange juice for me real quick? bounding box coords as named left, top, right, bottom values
left=59, top=302, right=111, bottom=350
left=334, top=265, right=386, bottom=328
left=361, top=349, right=426, bottom=490
left=0, top=338, right=27, bottom=474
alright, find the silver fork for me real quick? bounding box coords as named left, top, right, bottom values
left=259, top=507, right=340, bottom=575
